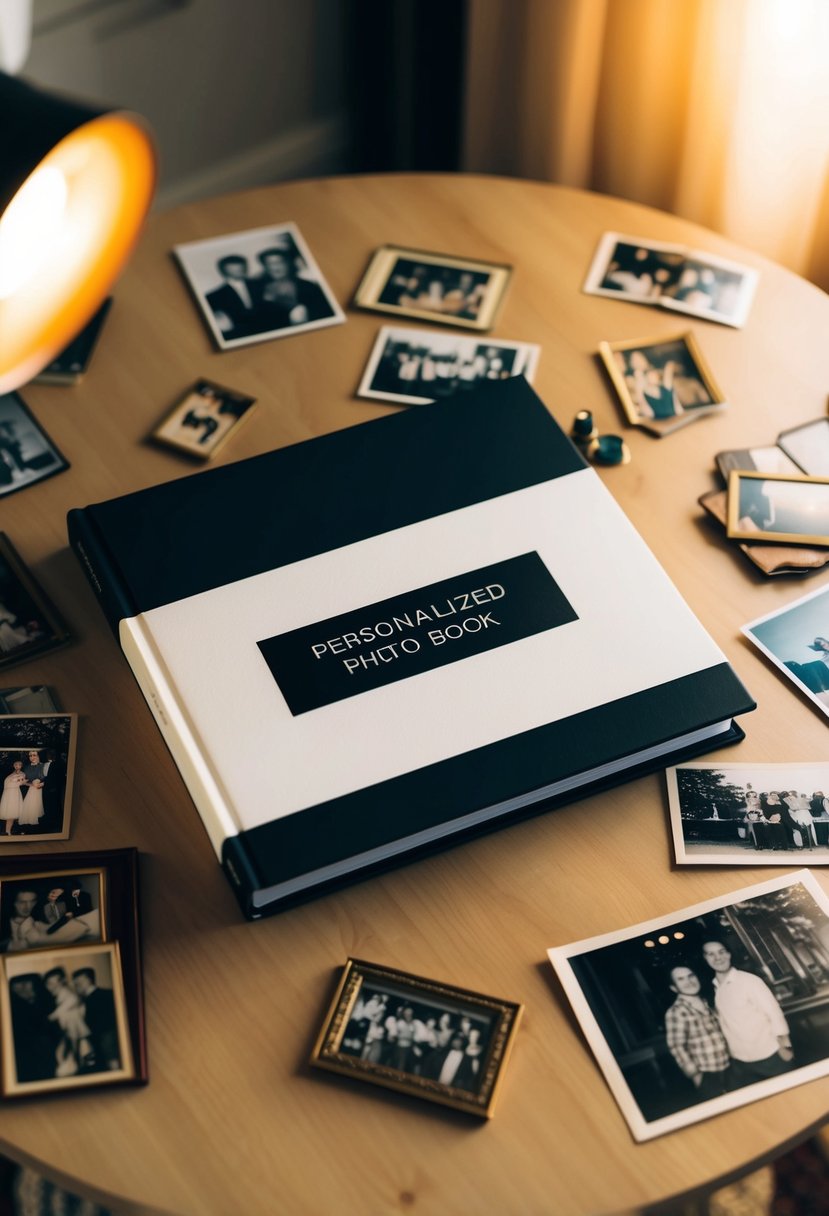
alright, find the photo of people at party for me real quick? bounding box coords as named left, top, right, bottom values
left=600, top=333, right=725, bottom=436
left=0, top=870, right=104, bottom=954
left=0, top=714, right=76, bottom=841
left=549, top=873, right=829, bottom=1140
left=354, top=246, right=511, bottom=331
left=743, top=584, right=829, bottom=718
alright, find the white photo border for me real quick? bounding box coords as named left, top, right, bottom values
left=742, top=583, right=829, bottom=722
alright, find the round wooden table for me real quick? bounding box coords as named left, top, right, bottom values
left=4, top=174, right=829, bottom=1215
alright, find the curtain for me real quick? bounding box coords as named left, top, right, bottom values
left=462, top=0, right=829, bottom=290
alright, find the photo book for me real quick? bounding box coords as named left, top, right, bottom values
left=67, top=378, right=755, bottom=918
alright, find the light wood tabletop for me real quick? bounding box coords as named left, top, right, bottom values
left=3, top=174, right=829, bottom=1216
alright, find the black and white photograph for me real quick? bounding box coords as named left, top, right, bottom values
left=0, top=534, right=70, bottom=672
left=0, top=686, right=59, bottom=715
left=667, top=762, right=829, bottom=864
left=310, top=959, right=522, bottom=1118
left=599, top=333, right=726, bottom=437
left=548, top=871, right=829, bottom=1141
left=742, top=584, right=829, bottom=718
left=583, top=232, right=758, bottom=328
left=727, top=470, right=829, bottom=546
left=0, top=714, right=77, bottom=842
left=357, top=326, right=540, bottom=406
left=352, top=246, right=512, bottom=332
left=0, top=393, right=69, bottom=498
left=151, top=378, right=257, bottom=460
left=1, top=868, right=105, bottom=953
left=1, top=942, right=135, bottom=1096
left=173, top=221, right=345, bottom=350
left=34, top=298, right=113, bottom=385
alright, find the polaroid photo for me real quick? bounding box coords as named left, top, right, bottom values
left=35, top=298, right=113, bottom=385
left=549, top=870, right=829, bottom=1141
left=0, top=714, right=77, bottom=842
left=0, top=687, right=59, bottom=715
left=1, top=867, right=106, bottom=954
left=0, top=393, right=69, bottom=499
left=357, top=326, right=540, bottom=406
left=667, top=761, right=829, bottom=864
left=777, top=418, right=829, bottom=478
left=151, top=379, right=256, bottom=461
left=584, top=233, right=758, bottom=327
left=353, top=246, right=512, bottom=332
left=173, top=222, right=345, bottom=351
left=727, top=471, right=829, bottom=546
left=310, top=958, right=522, bottom=1118
left=599, top=332, right=726, bottom=437
left=1, top=941, right=135, bottom=1096
left=742, top=583, right=829, bottom=719
left=0, top=535, right=70, bottom=671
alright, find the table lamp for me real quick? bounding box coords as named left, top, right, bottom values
left=0, top=71, right=157, bottom=393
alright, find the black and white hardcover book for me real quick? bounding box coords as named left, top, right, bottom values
left=67, top=379, right=755, bottom=918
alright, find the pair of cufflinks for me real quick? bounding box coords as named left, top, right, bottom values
left=570, top=411, right=630, bottom=466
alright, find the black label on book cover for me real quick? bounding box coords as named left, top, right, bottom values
left=257, top=552, right=577, bottom=715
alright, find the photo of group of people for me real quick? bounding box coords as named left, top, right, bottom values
left=0, top=714, right=75, bottom=841
left=549, top=873, right=829, bottom=1140
left=0, top=534, right=70, bottom=672
left=667, top=762, right=829, bottom=864
left=1, top=871, right=103, bottom=954
left=0, top=393, right=68, bottom=499
left=357, top=326, right=539, bottom=406
left=152, top=378, right=257, bottom=460
left=353, top=246, right=511, bottom=332
left=584, top=232, right=758, bottom=328
left=599, top=333, right=725, bottom=436
left=743, top=583, right=829, bottom=719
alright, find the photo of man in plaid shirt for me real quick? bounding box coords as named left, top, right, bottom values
left=665, top=965, right=733, bottom=1101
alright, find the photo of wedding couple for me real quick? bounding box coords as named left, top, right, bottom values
left=0, top=870, right=103, bottom=954
left=0, top=714, right=76, bottom=842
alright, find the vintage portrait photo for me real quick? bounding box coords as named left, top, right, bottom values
left=599, top=333, right=726, bottom=437
left=727, top=470, right=829, bottom=545
left=548, top=871, right=829, bottom=1141
left=778, top=418, right=829, bottom=477
left=151, top=379, right=257, bottom=460
left=357, top=326, right=540, bottom=406
left=1, top=942, right=135, bottom=1096
left=173, top=221, right=345, bottom=350
left=667, top=762, right=829, bottom=864
left=1, top=868, right=105, bottom=953
left=0, top=535, right=70, bottom=671
left=353, top=246, right=512, bottom=331
left=742, top=584, right=829, bottom=718
left=583, top=232, right=758, bottom=327
left=0, top=713, right=77, bottom=842
left=0, top=393, right=69, bottom=498
left=311, top=959, right=522, bottom=1118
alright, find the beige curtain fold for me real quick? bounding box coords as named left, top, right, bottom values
left=462, top=0, right=829, bottom=290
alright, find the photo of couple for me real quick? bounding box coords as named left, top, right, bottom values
left=0, top=714, right=75, bottom=842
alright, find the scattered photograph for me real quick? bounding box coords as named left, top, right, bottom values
left=173, top=221, right=345, bottom=350
left=0, top=687, right=59, bottom=715
left=1, top=868, right=105, bottom=953
left=698, top=489, right=829, bottom=578
left=151, top=379, right=257, bottom=460
left=667, top=762, right=829, bottom=864
left=353, top=246, right=512, bottom=332
left=0, top=714, right=77, bottom=842
left=0, top=393, right=69, bottom=498
left=599, top=333, right=726, bottom=437
left=742, top=584, right=829, bottom=719
left=310, top=958, right=522, bottom=1118
left=357, top=326, right=540, bottom=406
left=0, top=535, right=70, bottom=671
left=34, top=298, right=113, bottom=385
left=548, top=871, right=829, bottom=1141
left=583, top=232, right=758, bottom=327
left=1, top=942, right=135, bottom=1095
left=777, top=418, right=829, bottom=478
left=727, top=471, right=829, bottom=546
left=715, top=445, right=801, bottom=483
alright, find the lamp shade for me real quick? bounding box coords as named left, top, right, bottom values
left=0, top=72, right=157, bottom=392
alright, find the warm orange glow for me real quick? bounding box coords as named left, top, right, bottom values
left=0, top=112, right=156, bottom=393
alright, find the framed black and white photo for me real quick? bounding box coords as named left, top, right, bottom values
left=1, top=942, right=135, bottom=1096
left=0, top=534, right=70, bottom=671
left=173, top=222, right=345, bottom=350
left=667, top=761, right=829, bottom=864
left=0, top=393, right=68, bottom=498
left=151, top=379, right=257, bottom=460
left=548, top=871, right=829, bottom=1141
left=584, top=232, right=758, bottom=328
left=1, top=867, right=106, bottom=953
left=357, top=326, right=540, bottom=406
left=742, top=584, right=829, bottom=719
left=310, top=958, right=522, bottom=1118
left=727, top=470, right=829, bottom=546
left=0, top=714, right=77, bottom=842
left=599, top=332, right=726, bottom=437
left=353, top=246, right=512, bottom=332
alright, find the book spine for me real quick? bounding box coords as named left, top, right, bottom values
left=221, top=838, right=261, bottom=920
left=67, top=508, right=136, bottom=637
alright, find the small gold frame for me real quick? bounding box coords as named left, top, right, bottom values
left=727, top=469, right=829, bottom=546
left=598, top=331, right=726, bottom=437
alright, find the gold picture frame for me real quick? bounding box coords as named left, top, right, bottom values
left=727, top=469, right=829, bottom=546
left=353, top=246, right=512, bottom=332
left=598, top=331, right=726, bottom=437
left=310, top=958, right=522, bottom=1119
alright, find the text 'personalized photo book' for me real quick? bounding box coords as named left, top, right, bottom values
left=68, top=378, right=754, bottom=918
